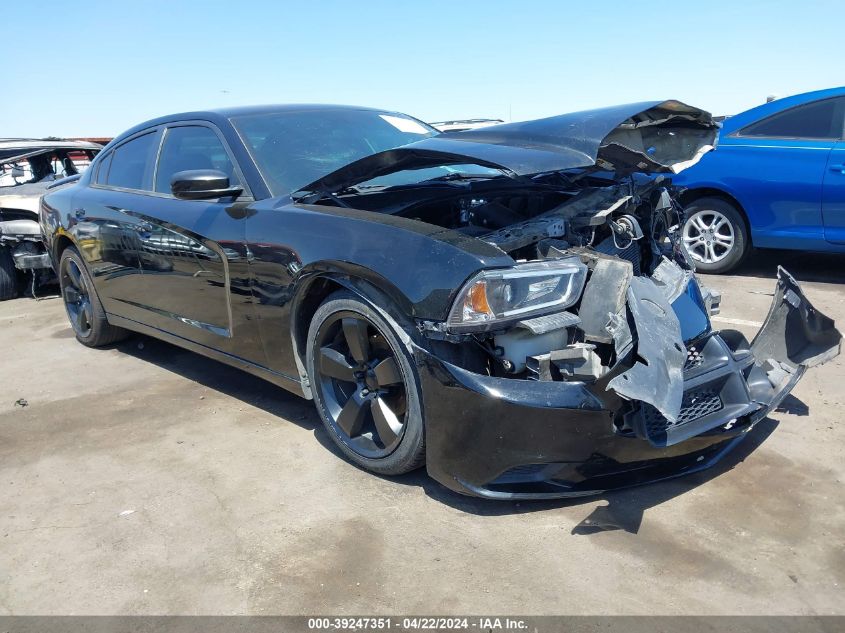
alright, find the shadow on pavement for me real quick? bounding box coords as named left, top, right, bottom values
left=730, top=249, right=845, bottom=283
left=113, top=332, right=784, bottom=534
left=390, top=418, right=779, bottom=533
left=115, top=335, right=321, bottom=432
left=775, top=393, right=810, bottom=417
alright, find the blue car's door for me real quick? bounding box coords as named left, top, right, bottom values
left=822, top=141, right=845, bottom=244
left=721, top=138, right=832, bottom=248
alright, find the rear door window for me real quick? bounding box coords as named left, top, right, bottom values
left=738, top=98, right=845, bottom=140
left=105, top=132, right=158, bottom=190
left=94, top=152, right=113, bottom=184
left=154, top=125, right=238, bottom=193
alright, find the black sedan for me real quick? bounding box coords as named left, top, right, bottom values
left=40, top=103, right=841, bottom=499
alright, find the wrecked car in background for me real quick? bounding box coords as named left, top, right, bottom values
left=41, top=103, right=841, bottom=499
left=0, top=139, right=101, bottom=299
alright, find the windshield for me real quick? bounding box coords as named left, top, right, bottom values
left=230, top=109, right=437, bottom=196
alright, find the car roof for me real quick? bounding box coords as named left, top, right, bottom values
left=109, top=104, right=410, bottom=147
left=720, top=86, right=845, bottom=134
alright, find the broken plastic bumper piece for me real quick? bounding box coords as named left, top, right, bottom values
left=623, top=267, right=841, bottom=447
left=417, top=267, right=840, bottom=499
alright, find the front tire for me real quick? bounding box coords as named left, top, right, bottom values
left=306, top=290, right=425, bottom=476
left=59, top=246, right=129, bottom=347
left=681, top=197, right=749, bottom=274
left=0, top=247, right=17, bottom=301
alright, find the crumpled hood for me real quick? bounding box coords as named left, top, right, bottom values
left=302, top=100, right=719, bottom=195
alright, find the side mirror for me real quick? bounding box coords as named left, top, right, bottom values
left=170, top=169, right=243, bottom=200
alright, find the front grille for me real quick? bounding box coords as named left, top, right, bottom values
left=638, top=388, right=723, bottom=437
left=625, top=333, right=763, bottom=447
left=685, top=345, right=705, bottom=370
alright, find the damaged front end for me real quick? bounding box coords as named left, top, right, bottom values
left=414, top=262, right=840, bottom=498
left=305, top=100, right=842, bottom=498
left=0, top=199, right=54, bottom=297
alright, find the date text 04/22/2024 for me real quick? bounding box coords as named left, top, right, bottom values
left=307, top=617, right=529, bottom=630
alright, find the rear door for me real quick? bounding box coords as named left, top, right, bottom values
left=727, top=97, right=843, bottom=248
left=132, top=122, right=265, bottom=359
left=75, top=128, right=162, bottom=316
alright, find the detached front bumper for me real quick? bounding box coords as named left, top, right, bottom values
left=416, top=268, right=841, bottom=500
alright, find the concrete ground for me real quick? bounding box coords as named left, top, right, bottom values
left=0, top=249, right=843, bottom=615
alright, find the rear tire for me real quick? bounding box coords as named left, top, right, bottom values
left=0, top=247, right=18, bottom=301
left=681, top=197, right=749, bottom=274
left=306, top=290, right=425, bottom=476
left=59, top=246, right=129, bottom=347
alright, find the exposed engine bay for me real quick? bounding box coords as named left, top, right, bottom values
left=322, top=172, right=840, bottom=449
left=343, top=171, right=714, bottom=377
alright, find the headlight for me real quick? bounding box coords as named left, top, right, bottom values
left=447, top=257, right=588, bottom=332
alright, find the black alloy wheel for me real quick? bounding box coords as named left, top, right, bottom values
left=316, top=312, right=408, bottom=457
left=307, top=291, right=425, bottom=475
left=61, top=254, right=94, bottom=338
left=59, top=247, right=128, bottom=347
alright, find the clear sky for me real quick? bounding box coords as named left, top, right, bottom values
left=4, top=0, right=843, bottom=137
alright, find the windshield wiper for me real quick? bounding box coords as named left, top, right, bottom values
left=420, top=172, right=503, bottom=184
left=337, top=184, right=390, bottom=195
left=335, top=178, right=489, bottom=197
left=291, top=188, right=351, bottom=207
left=298, top=171, right=507, bottom=201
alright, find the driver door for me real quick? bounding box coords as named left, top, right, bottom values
left=129, top=122, right=265, bottom=360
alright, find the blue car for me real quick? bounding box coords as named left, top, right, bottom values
left=673, top=87, right=845, bottom=273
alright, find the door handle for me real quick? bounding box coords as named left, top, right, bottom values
left=830, top=164, right=845, bottom=174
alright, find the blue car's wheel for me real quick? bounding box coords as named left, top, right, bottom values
left=682, top=197, right=749, bottom=274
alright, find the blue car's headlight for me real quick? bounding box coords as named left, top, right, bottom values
left=447, top=258, right=588, bottom=332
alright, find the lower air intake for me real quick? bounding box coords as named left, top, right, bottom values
left=636, top=388, right=723, bottom=444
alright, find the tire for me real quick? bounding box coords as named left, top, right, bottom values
left=681, top=197, right=750, bottom=274
left=0, top=247, right=17, bottom=301
left=59, top=246, right=129, bottom=347
left=306, top=290, right=425, bottom=475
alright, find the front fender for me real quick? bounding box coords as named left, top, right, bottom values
left=245, top=198, right=514, bottom=388
left=294, top=262, right=417, bottom=319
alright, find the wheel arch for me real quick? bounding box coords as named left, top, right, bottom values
left=52, top=233, right=78, bottom=268
left=289, top=266, right=420, bottom=399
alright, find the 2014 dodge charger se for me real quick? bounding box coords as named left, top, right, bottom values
left=40, top=102, right=841, bottom=499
